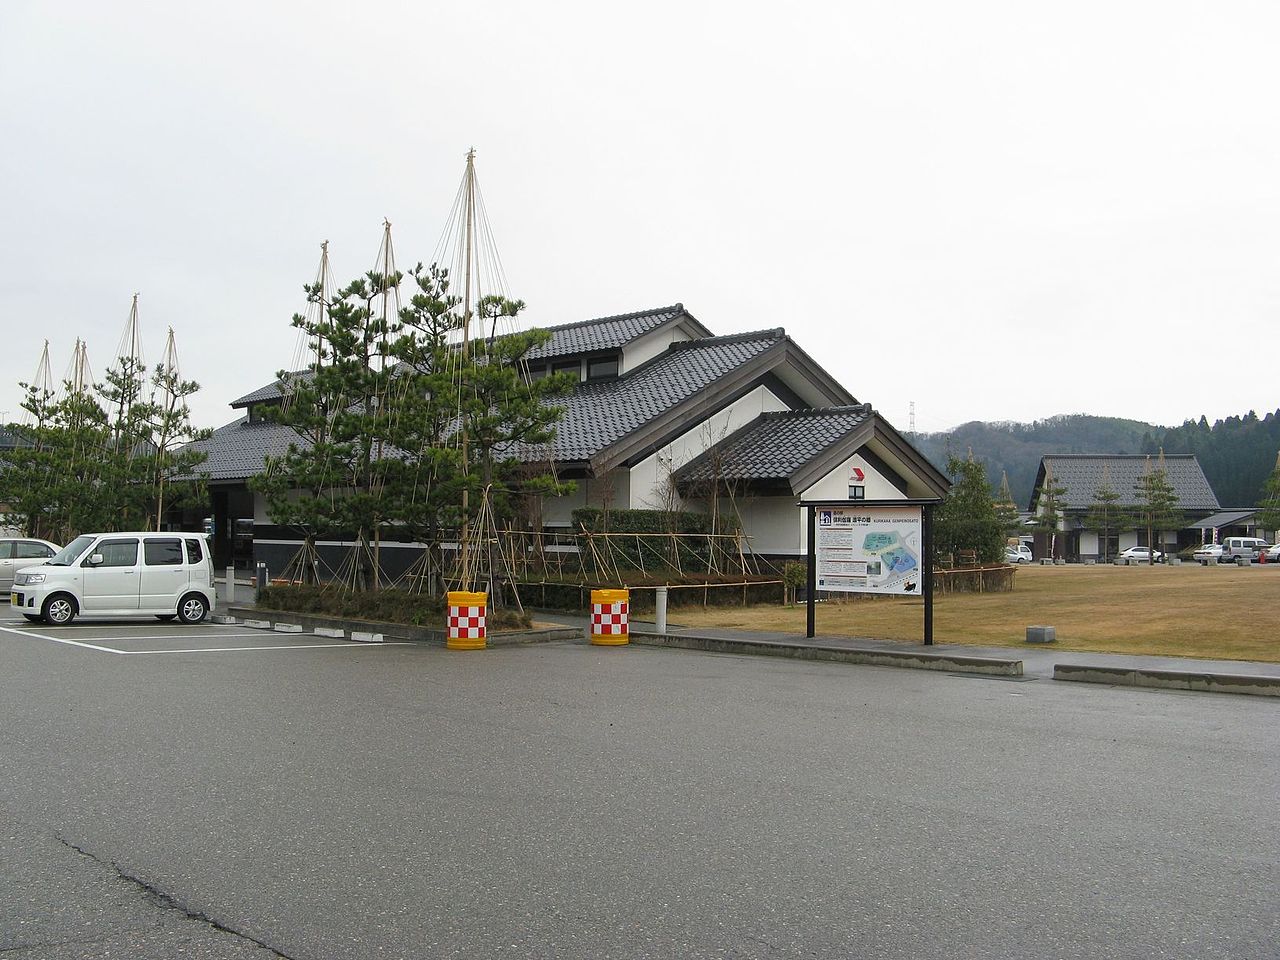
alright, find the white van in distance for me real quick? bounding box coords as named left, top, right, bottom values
left=10, top=532, right=216, bottom=625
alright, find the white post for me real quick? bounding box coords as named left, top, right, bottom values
left=225, top=566, right=235, bottom=603
left=655, top=585, right=668, bottom=634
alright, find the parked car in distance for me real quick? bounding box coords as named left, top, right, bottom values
left=1267, top=543, right=1280, bottom=562
left=1192, top=543, right=1224, bottom=563
left=10, top=531, right=215, bottom=625
left=1216, top=537, right=1270, bottom=563
left=0, top=538, right=60, bottom=592
left=1119, top=546, right=1164, bottom=563
left=1005, top=544, right=1033, bottom=564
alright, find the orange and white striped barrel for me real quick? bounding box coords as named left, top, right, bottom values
left=590, top=589, right=629, bottom=645
left=446, top=591, right=487, bottom=650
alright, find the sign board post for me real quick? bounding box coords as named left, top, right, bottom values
left=804, top=499, right=940, bottom=645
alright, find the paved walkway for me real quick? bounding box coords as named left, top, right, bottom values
left=534, top=610, right=1280, bottom=681
left=219, top=583, right=1280, bottom=684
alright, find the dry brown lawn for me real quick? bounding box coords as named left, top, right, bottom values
left=668, top=562, right=1280, bottom=663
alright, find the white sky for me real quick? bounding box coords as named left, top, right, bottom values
left=2, top=1, right=1277, bottom=435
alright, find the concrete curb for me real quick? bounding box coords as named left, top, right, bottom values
left=227, top=606, right=581, bottom=647
left=1054, top=663, right=1280, bottom=698
left=630, top=632, right=1024, bottom=677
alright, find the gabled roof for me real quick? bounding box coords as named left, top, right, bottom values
left=231, top=370, right=312, bottom=409
left=676, top=406, right=874, bottom=484
left=524, top=303, right=709, bottom=361
left=1031, top=454, right=1220, bottom=512
left=1189, top=509, right=1257, bottom=530
left=184, top=416, right=304, bottom=481
left=227, top=305, right=708, bottom=408
left=526, top=329, right=790, bottom=467
left=672, top=405, right=951, bottom=498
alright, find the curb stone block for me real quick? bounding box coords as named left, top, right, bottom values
left=244, top=619, right=272, bottom=629
left=314, top=627, right=345, bottom=638
left=351, top=631, right=384, bottom=643
left=273, top=623, right=304, bottom=633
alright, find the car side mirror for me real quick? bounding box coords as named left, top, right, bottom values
left=86, top=554, right=104, bottom=566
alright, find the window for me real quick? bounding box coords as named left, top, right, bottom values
left=0, top=542, right=12, bottom=560
left=525, top=364, right=548, bottom=382
left=552, top=360, right=581, bottom=381
left=586, top=356, right=619, bottom=381
left=91, top=539, right=139, bottom=567
left=185, top=538, right=204, bottom=564
left=144, top=539, right=184, bottom=566
left=15, top=541, right=53, bottom=559
left=848, top=485, right=866, bottom=500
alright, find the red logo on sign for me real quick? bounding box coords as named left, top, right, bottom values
left=851, top=467, right=865, bottom=481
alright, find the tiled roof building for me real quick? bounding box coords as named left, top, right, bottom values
left=188, top=304, right=949, bottom=570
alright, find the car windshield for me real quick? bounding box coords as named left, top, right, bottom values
left=46, top=535, right=94, bottom=566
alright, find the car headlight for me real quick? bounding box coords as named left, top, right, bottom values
left=17, top=573, right=46, bottom=585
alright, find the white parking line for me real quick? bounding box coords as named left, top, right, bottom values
left=0, top=624, right=126, bottom=654
left=117, top=642, right=412, bottom=655
left=0, top=624, right=411, bottom=655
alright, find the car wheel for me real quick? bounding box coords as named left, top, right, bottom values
left=177, top=593, right=208, bottom=625
left=156, top=614, right=176, bottom=622
left=42, top=594, right=76, bottom=626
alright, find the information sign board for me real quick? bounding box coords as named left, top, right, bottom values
left=814, top=504, right=924, bottom=595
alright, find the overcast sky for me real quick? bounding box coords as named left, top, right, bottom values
left=2, top=1, right=1277, bottom=435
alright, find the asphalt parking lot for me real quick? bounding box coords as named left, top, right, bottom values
left=2, top=611, right=1278, bottom=959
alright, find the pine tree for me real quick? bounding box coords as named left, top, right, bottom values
left=254, top=270, right=404, bottom=590
left=1133, top=450, right=1181, bottom=564
left=933, top=452, right=1005, bottom=564
left=1256, top=451, right=1280, bottom=536
left=1083, top=464, right=1129, bottom=562
left=1032, top=463, right=1068, bottom=559
left=993, top=470, right=1021, bottom=539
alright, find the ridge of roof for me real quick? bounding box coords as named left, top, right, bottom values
left=1042, top=452, right=1199, bottom=459
left=668, top=328, right=785, bottom=350
left=541, top=303, right=687, bottom=333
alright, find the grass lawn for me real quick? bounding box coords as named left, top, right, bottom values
left=666, top=562, right=1280, bottom=663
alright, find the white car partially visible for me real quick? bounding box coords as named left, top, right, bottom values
left=1193, top=544, right=1223, bottom=563
left=1119, top=546, right=1164, bottom=563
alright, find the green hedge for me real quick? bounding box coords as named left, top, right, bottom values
left=571, top=507, right=740, bottom=572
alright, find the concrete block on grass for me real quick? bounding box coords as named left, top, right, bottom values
left=351, top=631, right=384, bottom=643
left=1026, top=625, right=1056, bottom=644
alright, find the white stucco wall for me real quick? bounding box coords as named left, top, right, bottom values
left=800, top=452, right=906, bottom=502
left=628, top=385, right=790, bottom=511
left=735, top=497, right=806, bottom=556
left=541, top=470, right=631, bottom=527
left=620, top=327, right=694, bottom=373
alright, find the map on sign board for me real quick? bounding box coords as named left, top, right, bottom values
left=814, top=505, right=923, bottom=595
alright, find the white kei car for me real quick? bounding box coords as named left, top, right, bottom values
left=10, top=531, right=216, bottom=625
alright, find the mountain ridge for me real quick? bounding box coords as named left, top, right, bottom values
left=908, top=410, right=1280, bottom=510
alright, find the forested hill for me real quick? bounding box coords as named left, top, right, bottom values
left=909, top=411, right=1280, bottom=510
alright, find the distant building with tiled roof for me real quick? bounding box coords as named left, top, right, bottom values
left=188, top=304, right=949, bottom=572
left=1029, top=453, right=1221, bottom=561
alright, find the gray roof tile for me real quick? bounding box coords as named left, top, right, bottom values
left=524, top=304, right=698, bottom=361
left=1038, top=454, right=1220, bottom=511
left=194, top=328, right=787, bottom=481
left=527, top=329, right=785, bottom=462
left=184, top=416, right=306, bottom=481
left=675, top=406, right=873, bottom=484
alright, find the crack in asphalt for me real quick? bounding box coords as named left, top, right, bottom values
left=55, top=835, right=296, bottom=959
